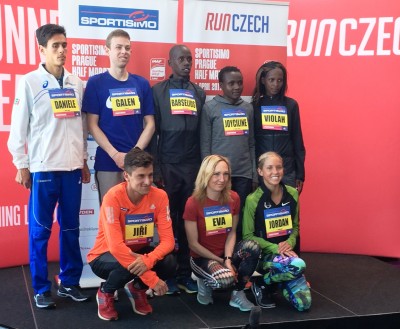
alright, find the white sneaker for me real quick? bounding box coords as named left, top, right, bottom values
left=197, top=278, right=213, bottom=305
left=229, top=290, right=255, bottom=312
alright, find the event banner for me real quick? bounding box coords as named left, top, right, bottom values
left=183, top=0, right=288, bottom=96
left=59, top=0, right=288, bottom=286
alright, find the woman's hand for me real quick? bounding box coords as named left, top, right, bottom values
left=278, top=241, right=298, bottom=258
left=224, top=259, right=237, bottom=282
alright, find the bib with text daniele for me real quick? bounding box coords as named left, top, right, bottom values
left=222, top=109, right=249, bottom=136
left=264, top=206, right=293, bottom=238
left=49, top=89, right=80, bottom=118
left=110, top=88, right=141, bottom=116
left=203, top=205, right=232, bottom=236
left=124, top=213, right=154, bottom=245
left=169, top=89, right=197, bottom=115
left=261, top=106, right=288, bottom=131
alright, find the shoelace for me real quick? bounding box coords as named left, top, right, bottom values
left=100, top=293, right=114, bottom=308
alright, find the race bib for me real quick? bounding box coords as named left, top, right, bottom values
left=203, top=205, right=232, bottom=236
left=264, top=206, right=293, bottom=238
left=169, top=89, right=197, bottom=115
left=261, top=106, right=288, bottom=131
left=222, top=109, right=249, bottom=136
left=49, top=89, right=80, bottom=118
left=110, top=88, right=141, bottom=116
left=124, top=213, right=154, bottom=245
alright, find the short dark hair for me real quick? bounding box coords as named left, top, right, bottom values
left=105, top=29, right=131, bottom=48
left=218, top=66, right=241, bottom=83
left=169, top=44, right=190, bottom=60
left=36, top=24, right=66, bottom=47
left=124, top=148, right=153, bottom=174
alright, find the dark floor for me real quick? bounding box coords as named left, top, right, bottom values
left=1, top=253, right=400, bottom=329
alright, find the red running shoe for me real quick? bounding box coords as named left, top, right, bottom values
left=96, top=287, right=118, bottom=321
left=124, top=281, right=153, bottom=315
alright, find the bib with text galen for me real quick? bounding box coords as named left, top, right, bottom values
left=222, top=109, right=249, bottom=136
left=261, top=106, right=288, bottom=131
left=124, top=213, right=154, bottom=245
left=110, top=88, right=141, bottom=116
left=264, top=206, right=293, bottom=238
left=203, top=205, right=232, bottom=236
left=169, top=89, right=197, bottom=115
left=49, top=89, right=80, bottom=118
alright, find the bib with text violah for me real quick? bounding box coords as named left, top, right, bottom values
left=124, top=213, right=154, bottom=245
left=263, top=206, right=293, bottom=238
left=203, top=205, right=232, bottom=236
left=261, top=106, right=288, bottom=131
left=222, top=109, right=249, bottom=136
left=169, top=89, right=197, bottom=115
left=49, top=89, right=80, bottom=118
left=110, top=88, right=141, bottom=116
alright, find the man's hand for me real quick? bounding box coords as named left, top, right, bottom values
left=82, top=161, right=91, bottom=184
left=15, top=168, right=31, bottom=189
left=127, top=252, right=149, bottom=276
left=152, top=279, right=168, bottom=296
left=113, top=152, right=126, bottom=170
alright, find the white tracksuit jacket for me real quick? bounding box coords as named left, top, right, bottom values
left=7, top=64, right=88, bottom=172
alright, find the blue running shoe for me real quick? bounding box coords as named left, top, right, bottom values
left=166, top=278, right=180, bottom=295
left=177, top=276, right=198, bottom=294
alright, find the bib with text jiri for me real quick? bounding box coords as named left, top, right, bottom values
left=169, top=89, right=197, bottom=115
left=125, top=213, right=154, bottom=245
left=264, top=206, right=293, bottom=238
left=49, top=89, right=80, bottom=118
left=203, top=205, right=232, bottom=236
left=110, top=88, right=141, bottom=116
left=222, top=109, right=249, bottom=136
left=261, top=106, right=288, bottom=131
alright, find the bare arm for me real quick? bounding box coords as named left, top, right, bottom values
left=223, top=214, right=238, bottom=276
left=185, top=220, right=224, bottom=264
left=135, top=115, right=155, bottom=150
left=87, top=113, right=125, bottom=169
left=224, top=213, right=238, bottom=258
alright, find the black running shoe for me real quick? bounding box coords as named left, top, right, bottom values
left=34, top=291, right=56, bottom=309
left=57, top=283, right=90, bottom=302
left=251, top=282, right=276, bottom=308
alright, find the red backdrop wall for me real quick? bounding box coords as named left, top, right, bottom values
left=0, top=0, right=399, bottom=268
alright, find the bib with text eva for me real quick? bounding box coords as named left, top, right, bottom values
left=203, top=205, right=232, bottom=236
left=49, top=89, right=80, bottom=118
left=264, top=206, right=293, bottom=238
left=169, top=89, right=197, bottom=115
left=261, top=106, right=288, bottom=131
left=110, top=88, right=141, bottom=116
left=222, top=109, right=249, bottom=136
left=124, top=213, right=154, bottom=245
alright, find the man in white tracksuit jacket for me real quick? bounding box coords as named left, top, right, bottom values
left=7, top=24, right=90, bottom=309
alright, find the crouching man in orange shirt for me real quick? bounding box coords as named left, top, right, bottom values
left=87, top=147, right=175, bottom=321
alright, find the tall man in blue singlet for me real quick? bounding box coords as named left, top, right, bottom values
left=82, top=29, right=155, bottom=203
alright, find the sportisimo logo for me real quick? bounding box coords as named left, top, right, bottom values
left=79, top=5, right=159, bottom=30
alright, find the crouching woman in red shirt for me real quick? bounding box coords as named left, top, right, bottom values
left=183, top=155, right=261, bottom=311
